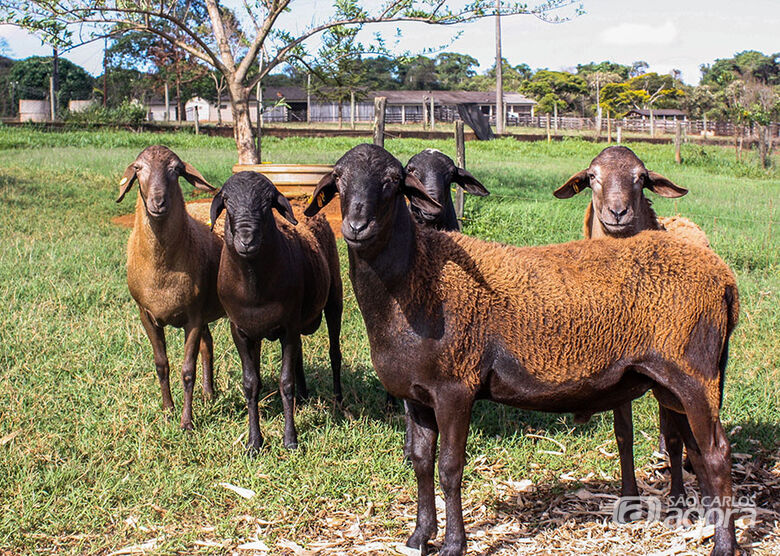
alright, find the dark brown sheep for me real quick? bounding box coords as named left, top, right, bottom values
left=211, top=171, right=342, bottom=452
left=405, top=149, right=489, bottom=231
left=118, top=145, right=224, bottom=430
left=306, top=144, right=739, bottom=556
left=554, top=145, right=711, bottom=507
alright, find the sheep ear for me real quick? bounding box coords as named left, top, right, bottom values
left=181, top=161, right=215, bottom=192
left=645, top=171, right=688, bottom=198
left=403, top=172, right=442, bottom=213
left=553, top=169, right=589, bottom=199
left=454, top=168, right=489, bottom=196
left=304, top=172, right=337, bottom=216
left=274, top=191, right=298, bottom=225
left=209, top=190, right=225, bottom=232
left=116, top=164, right=137, bottom=203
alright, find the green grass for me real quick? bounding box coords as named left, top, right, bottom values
left=0, top=129, right=777, bottom=554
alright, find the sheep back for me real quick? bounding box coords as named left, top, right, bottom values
left=658, top=215, right=711, bottom=248
left=366, top=228, right=737, bottom=417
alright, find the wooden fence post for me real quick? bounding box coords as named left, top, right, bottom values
left=373, top=96, right=387, bottom=148
left=194, top=106, right=199, bottom=135
left=430, top=96, right=435, bottom=131
left=455, top=121, right=466, bottom=230
left=616, top=124, right=622, bottom=145
left=546, top=113, right=551, bottom=143
left=674, top=120, right=682, bottom=164
left=350, top=90, right=356, bottom=130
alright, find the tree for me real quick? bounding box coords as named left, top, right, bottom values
left=630, top=60, right=649, bottom=78
left=397, top=55, right=440, bottom=89
left=434, top=52, right=478, bottom=89
left=2, top=0, right=582, bottom=163
left=599, top=72, right=684, bottom=116
left=461, top=59, right=532, bottom=91
left=520, top=69, right=587, bottom=113
left=8, top=56, right=93, bottom=111
left=576, top=60, right=630, bottom=80
left=701, top=50, right=780, bottom=88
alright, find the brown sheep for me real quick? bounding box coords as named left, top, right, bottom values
left=210, top=171, right=342, bottom=453
left=554, top=145, right=711, bottom=507
left=117, top=145, right=224, bottom=430
left=306, top=144, right=740, bottom=556
left=555, top=145, right=709, bottom=247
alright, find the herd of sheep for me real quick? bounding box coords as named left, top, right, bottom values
left=116, top=143, right=740, bottom=556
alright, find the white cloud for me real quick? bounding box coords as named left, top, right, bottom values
left=600, top=21, right=678, bottom=46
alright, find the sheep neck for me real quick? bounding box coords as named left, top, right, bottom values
left=349, top=196, right=416, bottom=310
left=228, top=223, right=287, bottom=292
left=132, top=193, right=191, bottom=263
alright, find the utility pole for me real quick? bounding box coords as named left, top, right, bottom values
left=103, top=37, right=108, bottom=107
left=495, top=0, right=504, bottom=135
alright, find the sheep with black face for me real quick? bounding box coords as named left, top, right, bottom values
left=118, top=145, right=224, bottom=431
left=405, top=149, right=489, bottom=231
left=306, top=143, right=739, bottom=556
left=211, top=171, right=343, bottom=452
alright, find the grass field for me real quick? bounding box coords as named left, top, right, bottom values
left=0, top=128, right=778, bottom=555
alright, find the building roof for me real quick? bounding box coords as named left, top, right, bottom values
left=626, top=108, right=686, bottom=117
left=371, top=90, right=535, bottom=105
left=264, top=86, right=308, bottom=102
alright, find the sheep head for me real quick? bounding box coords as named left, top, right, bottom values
left=554, top=146, right=687, bottom=236
left=405, top=149, right=489, bottom=230
left=210, top=171, right=297, bottom=259
left=116, top=145, right=214, bottom=219
left=304, top=144, right=440, bottom=250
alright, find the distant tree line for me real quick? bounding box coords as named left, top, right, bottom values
left=2, top=46, right=778, bottom=129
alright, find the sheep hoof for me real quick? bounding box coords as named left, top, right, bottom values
left=407, top=527, right=434, bottom=553
left=245, top=441, right=264, bottom=458
left=180, top=421, right=194, bottom=432
left=439, top=543, right=467, bottom=556
left=284, top=441, right=299, bottom=451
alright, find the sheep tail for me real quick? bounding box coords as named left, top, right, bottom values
left=718, top=284, right=739, bottom=408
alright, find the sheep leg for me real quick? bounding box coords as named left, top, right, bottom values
left=324, top=293, right=343, bottom=403
left=405, top=400, right=439, bottom=554
left=279, top=334, right=301, bottom=450
left=659, top=405, right=686, bottom=506
left=294, top=344, right=308, bottom=403
left=682, top=411, right=737, bottom=555
left=665, top=409, right=714, bottom=503
left=435, top=392, right=473, bottom=556
left=138, top=307, right=174, bottom=415
left=180, top=324, right=203, bottom=431
left=200, top=324, right=215, bottom=401
left=231, top=323, right=264, bottom=454
left=612, top=402, right=640, bottom=522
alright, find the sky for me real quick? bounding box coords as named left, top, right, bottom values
left=1, top=0, right=778, bottom=85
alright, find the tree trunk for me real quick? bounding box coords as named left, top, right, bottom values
left=230, top=85, right=259, bottom=164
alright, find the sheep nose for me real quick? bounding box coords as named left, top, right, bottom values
left=348, top=219, right=369, bottom=234
left=610, top=207, right=628, bottom=223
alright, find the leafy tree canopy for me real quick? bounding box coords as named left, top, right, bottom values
left=9, top=56, right=93, bottom=105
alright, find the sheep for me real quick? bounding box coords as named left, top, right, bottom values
left=553, top=145, right=711, bottom=506
left=117, top=145, right=224, bottom=431
left=304, top=144, right=740, bottom=556
left=210, top=171, right=342, bottom=452
left=554, top=145, right=709, bottom=247
left=405, top=149, right=489, bottom=231
left=388, top=149, right=490, bottom=455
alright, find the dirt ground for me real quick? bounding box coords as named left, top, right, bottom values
left=111, top=195, right=343, bottom=238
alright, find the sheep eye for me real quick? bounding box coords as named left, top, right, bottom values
left=587, top=173, right=595, bottom=181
